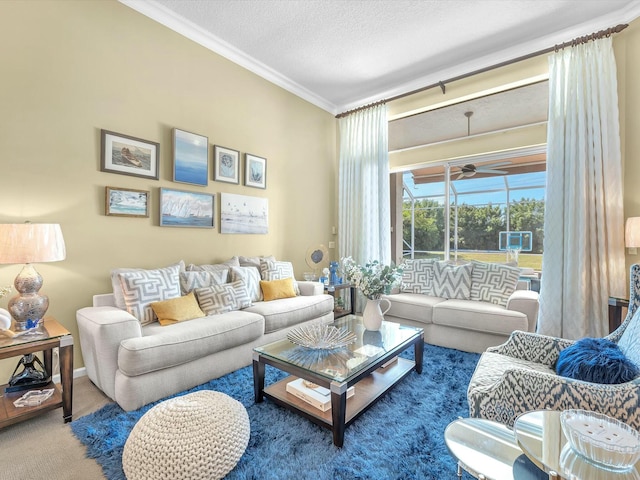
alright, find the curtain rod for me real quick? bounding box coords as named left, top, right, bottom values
left=335, top=23, right=628, bottom=119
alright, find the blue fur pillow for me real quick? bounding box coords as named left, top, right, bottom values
left=556, top=338, right=640, bottom=384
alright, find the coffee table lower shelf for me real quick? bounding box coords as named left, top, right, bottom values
left=263, top=358, right=415, bottom=436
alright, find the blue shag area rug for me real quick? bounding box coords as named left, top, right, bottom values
left=71, top=344, right=479, bottom=480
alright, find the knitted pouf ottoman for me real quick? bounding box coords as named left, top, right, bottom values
left=122, top=390, right=250, bottom=480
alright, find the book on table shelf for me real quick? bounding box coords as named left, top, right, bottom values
left=286, top=378, right=354, bottom=412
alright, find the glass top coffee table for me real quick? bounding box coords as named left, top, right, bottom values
left=252, top=315, right=424, bottom=447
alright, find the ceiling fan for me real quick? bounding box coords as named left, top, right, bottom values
left=454, top=161, right=511, bottom=180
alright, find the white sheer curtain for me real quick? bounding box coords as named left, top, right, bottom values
left=539, top=37, right=625, bottom=339
left=338, top=103, right=390, bottom=269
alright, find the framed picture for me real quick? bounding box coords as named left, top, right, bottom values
left=221, top=192, right=268, bottom=234
left=213, top=145, right=240, bottom=184
left=160, top=188, right=214, bottom=228
left=245, top=153, right=267, bottom=189
left=100, top=130, right=159, bottom=180
left=173, top=128, right=208, bottom=186
left=105, top=186, right=150, bottom=218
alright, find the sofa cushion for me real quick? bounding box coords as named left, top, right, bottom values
left=467, top=350, right=555, bottom=392
left=117, top=264, right=183, bottom=325
left=260, top=260, right=300, bottom=295
left=119, top=311, right=265, bottom=376
left=432, top=299, right=528, bottom=334
left=179, top=270, right=228, bottom=294
left=261, top=278, right=297, bottom=301
left=111, top=261, right=184, bottom=310
left=150, top=292, right=206, bottom=326
left=194, top=280, right=252, bottom=315
left=244, top=294, right=333, bottom=333
left=230, top=266, right=262, bottom=302
left=470, top=261, right=520, bottom=307
left=382, top=293, right=445, bottom=325
left=401, top=259, right=436, bottom=295
left=432, top=261, right=473, bottom=299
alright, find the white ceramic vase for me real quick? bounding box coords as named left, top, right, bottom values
left=0, top=307, right=12, bottom=330
left=362, top=298, right=391, bottom=331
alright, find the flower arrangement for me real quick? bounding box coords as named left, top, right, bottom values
left=0, top=285, right=12, bottom=299
left=341, top=257, right=405, bottom=300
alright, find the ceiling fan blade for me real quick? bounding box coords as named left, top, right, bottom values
left=476, top=168, right=508, bottom=174
left=478, top=161, right=511, bottom=168
left=456, top=172, right=465, bottom=180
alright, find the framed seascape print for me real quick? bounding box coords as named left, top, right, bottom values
left=213, top=145, right=240, bottom=184
left=105, top=186, right=150, bottom=218
left=100, top=129, right=159, bottom=180
left=220, top=192, right=268, bottom=234
left=173, top=128, right=208, bottom=186
left=160, top=188, right=214, bottom=228
left=244, top=153, right=267, bottom=189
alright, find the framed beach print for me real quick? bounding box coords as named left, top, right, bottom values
left=213, top=145, right=240, bottom=184
left=105, top=186, right=150, bottom=218
left=220, top=192, right=268, bottom=234
left=100, top=129, right=159, bottom=180
left=160, top=188, right=214, bottom=228
left=244, top=153, right=267, bottom=189
left=173, top=128, right=209, bottom=186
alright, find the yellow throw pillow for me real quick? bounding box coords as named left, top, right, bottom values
left=260, top=278, right=297, bottom=301
left=150, top=292, right=205, bottom=326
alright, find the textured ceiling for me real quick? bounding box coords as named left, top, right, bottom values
left=123, top=0, right=640, bottom=114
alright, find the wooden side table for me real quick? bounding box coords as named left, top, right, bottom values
left=0, top=316, right=73, bottom=428
left=325, top=284, right=356, bottom=319
left=608, top=296, right=629, bottom=333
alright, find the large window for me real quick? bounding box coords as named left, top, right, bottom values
left=402, top=157, right=545, bottom=270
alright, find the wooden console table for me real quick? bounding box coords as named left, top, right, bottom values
left=0, top=317, right=73, bottom=428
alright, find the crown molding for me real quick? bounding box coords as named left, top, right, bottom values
left=119, top=0, right=339, bottom=114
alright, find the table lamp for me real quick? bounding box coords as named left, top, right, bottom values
left=626, top=217, right=640, bottom=254
left=0, top=223, right=66, bottom=331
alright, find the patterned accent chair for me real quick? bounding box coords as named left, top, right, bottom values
left=467, top=264, right=640, bottom=429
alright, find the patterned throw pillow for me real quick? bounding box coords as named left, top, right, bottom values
left=117, top=265, right=182, bottom=325
left=402, top=259, right=436, bottom=295
left=431, top=261, right=473, bottom=300
left=239, top=255, right=276, bottom=268
left=259, top=260, right=300, bottom=295
left=229, top=266, right=262, bottom=302
left=179, top=270, right=229, bottom=294
left=111, top=261, right=184, bottom=310
left=470, top=261, right=521, bottom=307
left=194, top=280, right=252, bottom=316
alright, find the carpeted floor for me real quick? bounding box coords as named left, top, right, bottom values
left=72, top=344, right=479, bottom=480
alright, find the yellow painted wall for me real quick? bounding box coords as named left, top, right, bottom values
left=0, top=0, right=336, bottom=376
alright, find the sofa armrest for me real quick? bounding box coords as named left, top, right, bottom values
left=298, top=281, right=324, bottom=296
left=506, top=289, right=539, bottom=332
left=76, top=306, right=141, bottom=401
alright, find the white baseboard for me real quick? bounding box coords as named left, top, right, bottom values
left=52, top=367, right=87, bottom=384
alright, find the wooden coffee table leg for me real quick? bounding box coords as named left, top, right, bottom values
left=414, top=335, right=424, bottom=374
left=331, top=384, right=348, bottom=447
left=252, top=354, right=265, bottom=403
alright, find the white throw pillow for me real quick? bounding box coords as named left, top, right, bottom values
left=111, top=261, right=184, bottom=310
left=259, top=260, right=299, bottom=295
left=118, top=264, right=182, bottom=325
left=432, top=261, right=473, bottom=300
left=469, top=260, right=520, bottom=306
left=229, top=266, right=262, bottom=302
left=194, top=280, right=252, bottom=315
left=179, top=270, right=229, bottom=294
left=401, top=259, right=436, bottom=295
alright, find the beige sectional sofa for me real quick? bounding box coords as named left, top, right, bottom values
left=76, top=257, right=334, bottom=411
left=382, top=259, right=539, bottom=353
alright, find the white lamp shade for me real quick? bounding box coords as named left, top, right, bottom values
left=0, top=223, right=66, bottom=264
left=626, top=217, right=640, bottom=248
